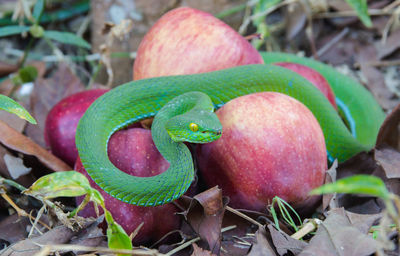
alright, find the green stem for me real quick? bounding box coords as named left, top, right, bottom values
left=0, top=177, right=27, bottom=191
left=18, top=37, right=35, bottom=68
left=69, top=193, right=91, bottom=217
left=215, top=3, right=247, bottom=19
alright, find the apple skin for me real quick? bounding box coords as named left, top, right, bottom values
left=75, top=127, right=181, bottom=245
left=45, top=89, right=109, bottom=166
left=133, top=7, right=263, bottom=80
left=197, top=92, right=327, bottom=212
left=274, top=62, right=337, bottom=109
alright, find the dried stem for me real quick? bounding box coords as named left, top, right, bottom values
left=226, top=206, right=264, bottom=229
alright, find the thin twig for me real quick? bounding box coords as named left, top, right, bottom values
left=238, top=0, right=297, bottom=34
left=35, top=244, right=163, bottom=255
left=354, top=59, right=400, bottom=68
left=313, top=9, right=393, bottom=19
left=226, top=206, right=264, bottom=228
left=1, top=193, right=51, bottom=230
left=165, top=237, right=201, bottom=256
left=28, top=205, right=46, bottom=237
left=165, top=225, right=236, bottom=256
left=317, top=28, right=349, bottom=58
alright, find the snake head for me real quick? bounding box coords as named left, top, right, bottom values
left=165, top=109, right=222, bottom=144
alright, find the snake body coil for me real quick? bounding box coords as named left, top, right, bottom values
left=76, top=53, right=385, bottom=206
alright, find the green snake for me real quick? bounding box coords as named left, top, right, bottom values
left=75, top=52, right=386, bottom=206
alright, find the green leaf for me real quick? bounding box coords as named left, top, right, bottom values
left=105, top=211, right=132, bottom=255
left=44, top=30, right=91, bottom=49
left=345, top=0, right=372, bottom=28
left=33, top=0, right=45, bottom=24
left=0, top=95, right=36, bottom=124
left=0, top=25, right=30, bottom=37
left=310, top=175, right=390, bottom=200
left=23, top=171, right=92, bottom=198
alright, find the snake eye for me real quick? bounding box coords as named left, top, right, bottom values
left=189, top=123, right=199, bottom=132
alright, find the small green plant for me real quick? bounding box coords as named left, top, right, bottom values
left=0, top=0, right=90, bottom=67
left=269, top=196, right=302, bottom=232
left=23, top=171, right=133, bottom=255
left=311, top=175, right=400, bottom=244
left=216, top=0, right=372, bottom=49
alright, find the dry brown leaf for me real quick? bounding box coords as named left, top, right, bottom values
left=0, top=120, right=71, bottom=172
left=191, top=243, right=216, bottom=256
left=267, top=224, right=307, bottom=256
left=26, top=63, right=86, bottom=147
left=377, top=29, right=400, bottom=60
left=299, top=208, right=378, bottom=256
left=0, top=111, right=26, bottom=133
left=285, top=2, right=306, bottom=40
left=375, top=147, right=400, bottom=179
left=0, top=214, right=31, bottom=245
left=69, top=216, right=105, bottom=248
left=357, top=45, right=398, bottom=110
left=376, top=103, right=400, bottom=150
left=345, top=211, right=382, bottom=234
left=0, top=79, right=14, bottom=96
left=180, top=187, right=227, bottom=255
left=334, top=152, right=385, bottom=214
left=247, top=228, right=276, bottom=256
left=0, top=62, right=17, bottom=77
left=322, top=160, right=338, bottom=211
left=1, top=219, right=97, bottom=256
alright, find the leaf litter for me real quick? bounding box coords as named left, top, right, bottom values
left=1, top=1, right=400, bottom=255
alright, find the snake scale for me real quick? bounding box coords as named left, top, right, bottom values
left=75, top=52, right=386, bottom=206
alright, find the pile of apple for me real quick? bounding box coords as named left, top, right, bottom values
left=45, top=7, right=332, bottom=244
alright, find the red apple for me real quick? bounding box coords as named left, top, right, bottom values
left=197, top=92, right=327, bottom=212
left=45, top=89, right=109, bottom=166
left=76, top=127, right=181, bottom=245
left=274, top=62, right=337, bottom=109
left=133, top=7, right=263, bottom=80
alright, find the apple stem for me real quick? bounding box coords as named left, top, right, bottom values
left=244, top=33, right=261, bottom=41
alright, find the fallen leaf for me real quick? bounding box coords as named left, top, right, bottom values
left=191, top=243, right=216, bottom=256
left=357, top=45, right=398, bottom=110
left=0, top=62, right=17, bottom=77
left=376, top=103, right=400, bottom=150
left=1, top=219, right=98, bottom=256
left=345, top=211, right=382, bottom=234
left=0, top=79, right=13, bottom=96
left=3, top=154, right=32, bottom=179
left=0, top=120, right=71, bottom=172
left=267, top=224, right=307, bottom=255
left=247, top=228, right=276, bottom=256
left=179, top=187, right=227, bottom=255
left=220, top=208, right=268, bottom=256
left=322, top=160, right=338, bottom=211
left=0, top=214, right=31, bottom=245
left=299, top=208, right=378, bottom=256
left=285, top=2, right=306, bottom=40
left=0, top=111, right=26, bottom=132
left=26, top=63, right=86, bottom=147
left=377, top=29, right=400, bottom=60
left=374, top=147, right=400, bottom=179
